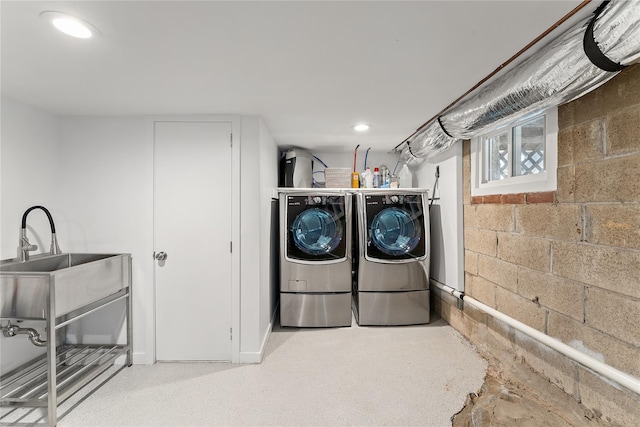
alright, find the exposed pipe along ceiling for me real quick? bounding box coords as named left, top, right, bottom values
left=398, top=0, right=640, bottom=165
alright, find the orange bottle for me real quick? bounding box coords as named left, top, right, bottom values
left=351, top=171, right=360, bottom=188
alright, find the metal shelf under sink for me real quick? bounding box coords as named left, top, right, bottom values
left=1, top=344, right=129, bottom=407
left=0, top=253, right=133, bottom=426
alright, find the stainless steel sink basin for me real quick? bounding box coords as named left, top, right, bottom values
left=1, top=253, right=131, bottom=320
left=1, top=253, right=117, bottom=273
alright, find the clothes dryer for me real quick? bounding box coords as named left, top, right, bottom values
left=353, top=190, right=430, bottom=325
left=280, top=191, right=352, bottom=327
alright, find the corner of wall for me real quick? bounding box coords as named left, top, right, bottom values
left=414, top=142, right=464, bottom=291
left=239, top=115, right=280, bottom=358
left=238, top=306, right=276, bottom=364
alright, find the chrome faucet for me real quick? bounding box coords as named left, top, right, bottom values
left=18, top=205, right=61, bottom=262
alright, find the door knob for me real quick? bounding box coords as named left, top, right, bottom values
left=154, top=251, right=168, bottom=261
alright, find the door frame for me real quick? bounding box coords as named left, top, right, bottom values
left=145, top=115, right=241, bottom=364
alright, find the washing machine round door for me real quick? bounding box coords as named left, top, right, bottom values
left=370, top=207, right=421, bottom=256
left=292, top=208, right=343, bottom=256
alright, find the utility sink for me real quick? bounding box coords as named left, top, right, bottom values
left=0, top=253, right=131, bottom=320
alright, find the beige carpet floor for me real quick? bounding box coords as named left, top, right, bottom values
left=1, top=316, right=487, bottom=426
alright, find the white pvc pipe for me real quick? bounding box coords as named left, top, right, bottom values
left=432, top=280, right=464, bottom=299
left=432, top=281, right=640, bottom=395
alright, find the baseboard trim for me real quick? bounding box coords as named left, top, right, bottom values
left=239, top=323, right=272, bottom=364
left=132, top=352, right=149, bottom=365
left=239, top=302, right=279, bottom=364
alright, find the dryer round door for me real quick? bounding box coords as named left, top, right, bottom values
left=291, top=208, right=344, bottom=258
left=369, top=207, right=424, bottom=258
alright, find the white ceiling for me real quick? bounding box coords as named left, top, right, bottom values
left=1, top=1, right=593, bottom=152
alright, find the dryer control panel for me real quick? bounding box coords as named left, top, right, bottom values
left=288, top=195, right=343, bottom=206
left=364, top=194, right=422, bottom=206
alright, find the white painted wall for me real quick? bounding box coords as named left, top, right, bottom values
left=240, top=117, right=260, bottom=360
left=240, top=117, right=259, bottom=358
left=57, top=116, right=152, bottom=363
left=1, top=98, right=277, bottom=368
left=413, top=143, right=464, bottom=291
left=0, top=98, right=61, bottom=371
left=1, top=98, right=61, bottom=258
left=239, top=116, right=279, bottom=362
left=258, top=118, right=279, bottom=355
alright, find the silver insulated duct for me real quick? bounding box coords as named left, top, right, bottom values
left=401, top=0, right=640, bottom=165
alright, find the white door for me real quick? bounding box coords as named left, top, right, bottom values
left=154, top=121, right=232, bottom=361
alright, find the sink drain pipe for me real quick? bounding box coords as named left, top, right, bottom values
left=2, top=324, right=47, bottom=347
left=431, top=281, right=640, bottom=395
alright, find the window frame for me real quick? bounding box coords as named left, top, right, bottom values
left=471, top=107, right=558, bottom=196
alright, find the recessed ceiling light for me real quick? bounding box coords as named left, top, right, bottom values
left=40, top=11, right=101, bottom=39
left=353, top=124, right=371, bottom=132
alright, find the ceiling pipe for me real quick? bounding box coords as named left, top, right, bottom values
left=399, top=0, right=640, bottom=165
left=394, top=0, right=593, bottom=154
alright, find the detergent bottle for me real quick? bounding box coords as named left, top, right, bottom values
left=398, top=163, right=413, bottom=188
left=373, top=167, right=381, bottom=188
left=351, top=171, right=360, bottom=188
left=361, top=167, right=374, bottom=188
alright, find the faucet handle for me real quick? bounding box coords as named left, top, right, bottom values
left=21, top=239, right=37, bottom=251
left=19, top=235, right=37, bottom=261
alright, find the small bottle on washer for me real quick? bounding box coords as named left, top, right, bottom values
left=361, top=167, right=374, bottom=188
left=373, top=167, right=381, bottom=188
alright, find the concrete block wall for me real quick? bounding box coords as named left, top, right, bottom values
left=434, top=64, right=640, bottom=425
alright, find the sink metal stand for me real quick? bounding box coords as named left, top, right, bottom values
left=0, top=257, right=132, bottom=426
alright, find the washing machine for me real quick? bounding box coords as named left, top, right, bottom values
left=280, top=191, right=352, bottom=327
left=353, top=190, right=430, bottom=326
